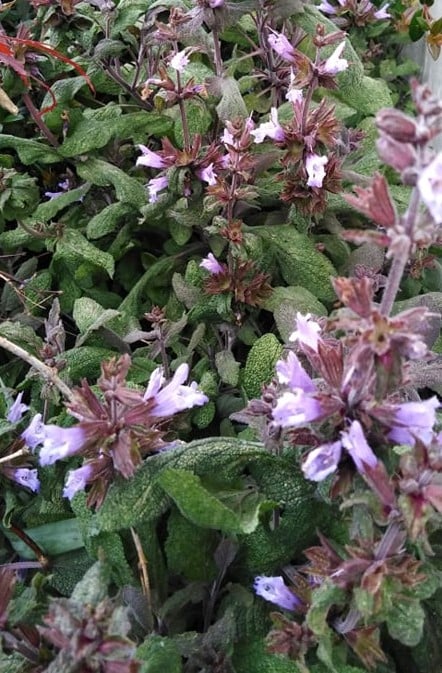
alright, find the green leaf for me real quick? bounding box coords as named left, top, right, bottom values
left=256, top=225, right=337, bottom=304
left=233, top=637, right=301, bottom=673
left=0, top=135, right=60, bottom=164
left=86, top=202, right=136, bottom=239
left=387, top=599, right=425, bottom=646
left=72, top=297, right=120, bottom=346
left=63, top=346, right=117, bottom=381
left=0, top=320, right=43, bottom=355
left=165, top=508, right=218, bottom=581
left=215, top=76, right=248, bottom=122
left=71, top=560, right=111, bottom=605
left=54, top=229, right=115, bottom=278
left=75, top=439, right=266, bottom=534
left=2, top=519, right=83, bottom=559
left=158, top=468, right=262, bottom=535
left=307, top=581, right=346, bottom=636
left=76, top=157, right=147, bottom=207
left=137, top=635, right=182, bottom=673
left=215, top=350, right=240, bottom=386
left=27, top=183, right=90, bottom=223
left=242, top=333, right=283, bottom=399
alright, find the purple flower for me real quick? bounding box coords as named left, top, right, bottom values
left=272, top=389, right=323, bottom=427
left=321, top=42, right=348, bottom=75
left=7, top=392, right=29, bottom=423
left=302, top=441, right=342, bottom=481
left=147, top=176, right=169, bottom=203
left=170, top=49, right=190, bottom=73
left=11, top=468, right=40, bottom=493
left=144, top=363, right=208, bottom=417
left=286, top=70, right=303, bottom=105
left=388, top=397, right=440, bottom=446
left=417, top=153, right=442, bottom=224
left=275, top=351, right=316, bottom=393
left=200, top=252, right=224, bottom=274
left=341, top=420, right=378, bottom=473
left=208, top=0, right=224, bottom=6
left=63, top=463, right=93, bottom=500
left=267, top=29, right=296, bottom=61
left=374, top=4, right=390, bottom=19
left=197, top=163, right=218, bottom=185
left=254, top=576, right=300, bottom=610
left=305, top=153, right=328, bottom=188
left=318, top=0, right=337, bottom=13
left=221, top=128, right=235, bottom=147
left=251, top=108, right=285, bottom=144
left=44, top=178, right=70, bottom=200
left=289, top=313, right=322, bottom=352
left=136, top=144, right=167, bottom=169
left=21, top=413, right=46, bottom=451
left=39, top=425, right=87, bottom=466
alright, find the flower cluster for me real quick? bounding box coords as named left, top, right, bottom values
left=21, top=355, right=207, bottom=508
left=199, top=252, right=272, bottom=307
left=318, top=0, right=391, bottom=27
left=0, top=393, right=40, bottom=493
left=247, top=26, right=362, bottom=214
left=242, top=290, right=440, bottom=515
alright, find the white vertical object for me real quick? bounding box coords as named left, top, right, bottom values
left=405, top=0, right=442, bottom=149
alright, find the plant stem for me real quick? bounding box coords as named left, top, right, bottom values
left=0, top=336, right=74, bottom=402
left=212, top=26, right=223, bottom=78
left=22, top=93, right=59, bottom=148
left=380, top=185, right=420, bottom=316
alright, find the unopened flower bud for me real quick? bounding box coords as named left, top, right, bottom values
left=376, top=133, right=416, bottom=172
left=375, top=108, right=423, bottom=143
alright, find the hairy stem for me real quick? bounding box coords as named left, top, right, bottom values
left=380, top=185, right=420, bottom=316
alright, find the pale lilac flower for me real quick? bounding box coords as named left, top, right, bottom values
left=63, top=464, right=93, bottom=500
left=417, top=153, right=442, bottom=224
left=143, top=367, right=165, bottom=401
left=272, top=389, right=323, bottom=427
left=388, top=397, right=440, bottom=446
left=267, top=29, right=296, bottom=61
left=145, top=363, right=208, bottom=417
left=200, top=252, right=224, bottom=274
left=21, top=413, right=46, bottom=450
left=221, top=128, right=235, bottom=146
left=209, top=0, right=224, bottom=6
left=136, top=144, right=167, bottom=169
left=44, top=178, right=70, bottom=200
left=322, top=42, right=348, bottom=75
left=7, top=392, right=29, bottom=423
left=250, top=108, right=285, bottom=144
left=286, top=86, right=303, bottom=105
left=305, top=153, right=328, bottom=188
left=39, top=425, right=87, bottom=466
left=197, top=163, right=218, bottom=185
left=254, top=576, right=300, bottom=610
left=170, top=49, right=190, bottom=73
left=12, top=468, right=40, bottom=493
left=289, top=313, right=322, bottom=352
left=148, top=176, right=169, bottom=203
left=374, top=4, right=390, bottom=19
left=302, top=441, right=342, bottom=481
left=318, top=0, right=337, bottom=13
left=276, top=351, right=316, bottom=393
left=341, top=420, right=378, bottom=473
